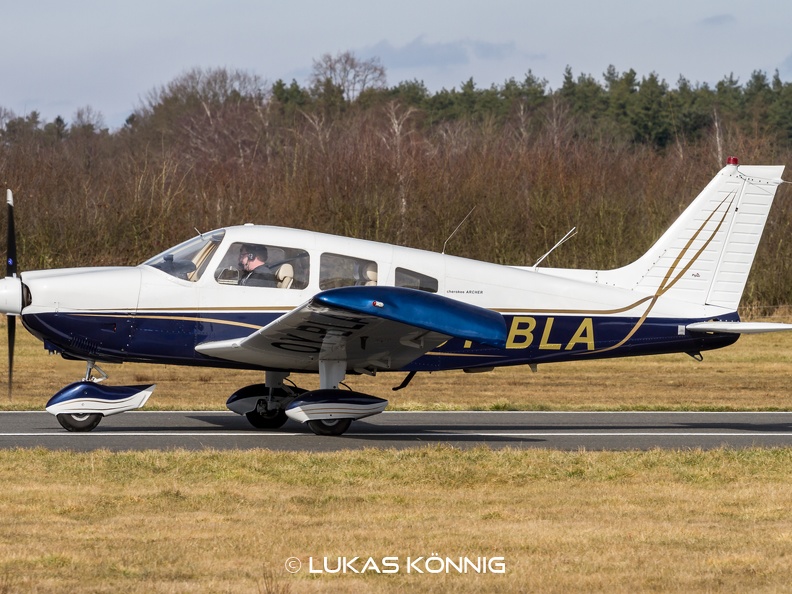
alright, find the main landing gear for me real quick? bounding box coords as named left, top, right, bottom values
left=226, top=375, right=305, bottom=430
left=246, top=407, right=289, bottom=430
left=306, top=418, right=352, bottom=436
left=227, top=369, right=389, bottom=436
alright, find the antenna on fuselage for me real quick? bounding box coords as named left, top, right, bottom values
left=442, top=206, right=477, bottom=255
left=532, top=227, right=577, bottom=269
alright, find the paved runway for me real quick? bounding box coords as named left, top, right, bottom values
left=2, top=410, right=792, bottom=451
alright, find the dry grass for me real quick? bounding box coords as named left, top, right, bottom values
left=1, top=447, right=792, bottom=593
left=1, top=316, right=791, bottom=412
left=1, top=320, right=792, bottom=592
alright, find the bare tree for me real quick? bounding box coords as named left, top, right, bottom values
left=140, top=67, right=268, bottom=116
left=544, top=95, right=574, bottom=154
left=381, top=101, right=417, bottom=241
left=712, top=107, right=724, bottom=167
left=0, top=106, right=14, bottom=130
left=309, top=51, right=387, bottom=102
left=72, top=105, right=105, bottom=132
left=134, top=67, right=272, bottom=166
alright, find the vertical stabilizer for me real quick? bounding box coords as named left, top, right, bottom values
left=603, top=160, right=785, bottom=309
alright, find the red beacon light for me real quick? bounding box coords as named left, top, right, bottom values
left=726, top=156, right=739, bottom=165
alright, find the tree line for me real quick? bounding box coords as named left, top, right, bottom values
left=1, top=53, right=791, bottom=307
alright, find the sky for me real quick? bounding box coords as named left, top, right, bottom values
left=3, top=0, right=792, bottom=129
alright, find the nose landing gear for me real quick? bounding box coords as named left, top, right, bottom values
left=46, top=361, right=155, bottom=432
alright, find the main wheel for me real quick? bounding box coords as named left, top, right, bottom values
left=245, top=408, right=288, bottom=429
left=56, top=413, right=102, bottom=432
left=306, top=418, right=352, bottom=436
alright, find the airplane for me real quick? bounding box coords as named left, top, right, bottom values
left=1, top=156, right=791, bottom=436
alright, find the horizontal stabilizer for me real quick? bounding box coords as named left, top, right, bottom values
left=686, top=321, right=792, bottom=334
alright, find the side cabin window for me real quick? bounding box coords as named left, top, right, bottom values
left=319, top=253, right=378, bottom=289
left=214, top=242, right=309, bottom=289
left=395, top=267, right=438, bottom=293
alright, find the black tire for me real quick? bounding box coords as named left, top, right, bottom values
left=56, top=413, right=102, bottom=432
left=307, top=418, right=352, bottom=436
left=245, top=408, right=288, bottom=429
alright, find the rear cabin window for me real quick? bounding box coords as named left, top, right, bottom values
left=320, top=253, right=378, bottom=289
left=214, top=242, right=309, bottom=289
left=395, top=268, right=438, bottom=293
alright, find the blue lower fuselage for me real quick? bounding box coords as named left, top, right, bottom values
left=22, top=309, right=740, bottom=372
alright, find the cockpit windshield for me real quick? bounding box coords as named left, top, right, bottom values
left=143, top=230, right=226, bottom=281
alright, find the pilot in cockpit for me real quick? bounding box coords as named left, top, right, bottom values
left=238, top=244, right=277, bottom=287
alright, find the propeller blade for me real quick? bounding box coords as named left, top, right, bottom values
left=7, top=315, right=13, bottom=400
left=6, top=189, right=16, bottom=400
left=6, top=189, right=16, bottom=278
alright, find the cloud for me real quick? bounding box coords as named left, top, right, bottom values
left=696, top=13, right=736, bottom=27
left=469, top=39, right=517, bottom=61
left=364, top=36, right=517, bottom=71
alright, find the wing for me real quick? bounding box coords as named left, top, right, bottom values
left=195, top=286, right=507, bottom=373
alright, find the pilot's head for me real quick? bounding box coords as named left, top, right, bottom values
left=238, top=244, right=268, bottom=270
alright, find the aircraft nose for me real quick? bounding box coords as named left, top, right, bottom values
left=0, top=277, right=22, bottom=315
